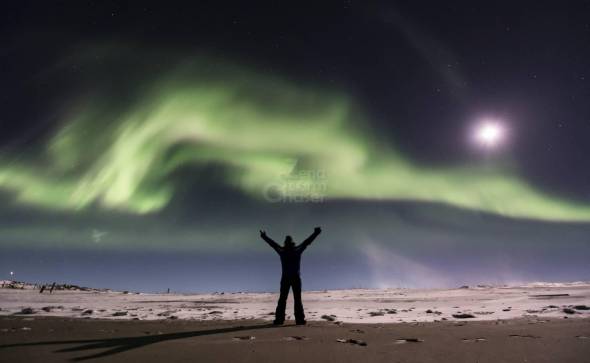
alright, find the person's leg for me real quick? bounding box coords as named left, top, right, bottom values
left=274, top=276, right=290, bottom=324
left=292, top=276, right=305, bottom=324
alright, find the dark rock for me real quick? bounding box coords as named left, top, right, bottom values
left=368, top=311, right=384, bottom=317
left=453, top=313, right=475, bottom=319
left=112, top=311, right=128, bottom=316
left=321, top=314, right=336, bottom=322
left=462, top=337, right=487, bottom=342
left=82, top=310, right=93, bottom=315
left=573, top=305, right=589, bottom=311
left=509, top=334, right=541, bottom=339
left=395, top=338, right=424, bottom=343
left=41, top=306, right=53, bottom=312
left=336, top=338, right=367, bottom=346
left=530, top=294, right=569, bottom=298
left=20, top=308, right=35, bottom=314
left=563, top=308, right=576, bottom=315
left=459, top=285, right=469, bottom=289
left=233, top=335, right=255, bottom=341
left=285, top=336, right=308, bottom=341
left=426, top=309, right=433, bottom=313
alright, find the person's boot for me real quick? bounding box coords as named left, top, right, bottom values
left=273, top=319, right=284, bottom=325
left=295, top=319, right=306, bottom=325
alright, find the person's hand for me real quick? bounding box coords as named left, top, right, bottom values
left=314, top=227, right=322, bottom=234
left=260, top=230, right=267, bottom=238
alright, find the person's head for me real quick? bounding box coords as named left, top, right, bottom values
left=284, top=235, right=295, bottom=248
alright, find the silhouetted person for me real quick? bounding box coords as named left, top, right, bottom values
left=260, top=227, right=322, bottom=325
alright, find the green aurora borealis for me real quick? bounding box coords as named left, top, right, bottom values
left=1, top=59, right=590, bottom=222
left=3, top=2, right=590, bottom=292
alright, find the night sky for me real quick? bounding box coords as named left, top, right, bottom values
left=1, top=1, right=590, bottom=292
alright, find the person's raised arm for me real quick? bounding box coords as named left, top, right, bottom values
left=298, top=227, right=321, bottom=251
left=260, top=230, right=281, bottom=253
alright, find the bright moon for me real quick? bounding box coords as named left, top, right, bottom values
left=473, top=120, right=505, bottom=148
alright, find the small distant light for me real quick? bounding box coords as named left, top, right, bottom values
left=10, top=271, right=14, bottom=276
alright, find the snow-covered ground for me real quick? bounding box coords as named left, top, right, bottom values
left=1, top=281, right=589, bottom=323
